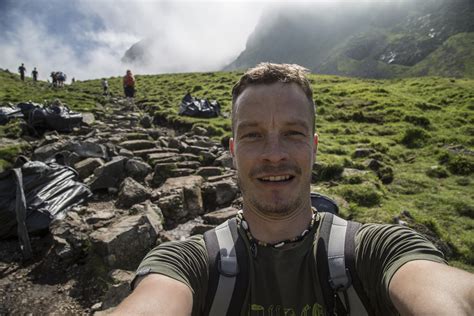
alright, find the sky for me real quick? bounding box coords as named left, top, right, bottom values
left=0, top=0, right=420, bottom=81
left=0, top=0, right=268, bottom=81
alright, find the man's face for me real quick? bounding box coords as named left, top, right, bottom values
left=230, top=82, right=318, bottom=217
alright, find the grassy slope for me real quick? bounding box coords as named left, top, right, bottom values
left=1, top=69, right=473, bottom=271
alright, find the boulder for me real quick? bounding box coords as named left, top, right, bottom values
left=90, top=214, right=160, bottom=270
left=152, top=163, right=178, bottom=187
left=203, top=207, right=239, bottom=225
left=116, top=177, right=151, bottom=208
left=214, top=152, right=234, bottom=169
left=89, top=157, right=127, bottom=191
left=100, top=269, right=134, bottom=310
left=214, top=179, right=239, bottom=206
left=119, top=140, right=156, bottom=151
left=139, top=115, right=152, bottom=128
left=68, top=141, right=108, bottom=159
left=33, top=139, right=69, bottom=161
left=352, top=148, right=375, bottom=158
left=74, top=158, right=104, bottom=180
left=196, top=166, right=222, bottom=178
left=125, top=159, right=152, bottom=181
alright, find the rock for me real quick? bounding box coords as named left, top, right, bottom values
left=123, top=132, right=150, bottom=141
left=118, top=148, right=134, bottom=158
left=68, top=141, right=108, bottom=159
left=157, top=175, right=204, bottom=224
left=156, top=194, right=186, bottom=226
left=214, top=180, right=239, bottom=206
left=74, top=158, right=104, bottom=180
left=200, top=151, right=217, bottom=164
left=116, top=177, right=151, bottom=208
left=125, top=159, right=152, bottom=181
left=49, top=212, right=90, bottom=262
left=196, top=166, right=222, bottom=178
left=90, top=214, right=160, bottom=270
left=190, top=224, right=215, bottom=235
left=152, top=163, right=178, bottom=187
left=352, top=148, right=375, bottom=158
left=33, top=139, right=69, bottom=161
left=89, top=157, right=127, bottom=191
left=364, top=158, right=383, bottom=171
left=170, top=168, right=195, bottom=178
left=100, top=269, right=134, bottom=310
left=139, top=115, right=152, bottom=128
left=85, top=209, right=115, bottom=225
left=203, top=207, right=239, bottom=224
left=341, top=168, right=369, bottom=178
left=191, top=125, right=208, bottom=136
left=214, top=152, right=234, bottom=169
left=147, top=152, right=180, bottom=166
left=185, top=145, right=209, bottom=156
left=167, top=138, right=182, bottom=149
left=119, top=140, right=156, bottom=151
left=81, top=112, right=95, bottom=125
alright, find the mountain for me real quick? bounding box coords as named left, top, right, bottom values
left=223, top=0, right=474, bottom=78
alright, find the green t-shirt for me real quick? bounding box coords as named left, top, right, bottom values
left=134, top=213, right=446, bottom=315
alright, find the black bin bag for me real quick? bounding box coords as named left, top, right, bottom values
left=179, top=93, right=221, bottom=118
left=0, top=161, right=92, bottom=254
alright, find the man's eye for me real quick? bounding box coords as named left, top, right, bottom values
left=242, top=132, right=260, bottom=139
left=286, top=131, right=305, bottom=136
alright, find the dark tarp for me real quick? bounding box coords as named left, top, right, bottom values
left=179, top=93, right=221, bottom=118
left=0, top=160, right=92, bottom=257
left=0, top=101, right=83, bottom=134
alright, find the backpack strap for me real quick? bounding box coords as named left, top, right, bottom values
left=203, top=218, right=248, bottom=316
left=311, top=192, right=339, bottom=215
left=319, top=212, right=373, bottom=316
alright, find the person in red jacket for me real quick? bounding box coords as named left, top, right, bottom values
left=123, top=70, right=136, bottom=98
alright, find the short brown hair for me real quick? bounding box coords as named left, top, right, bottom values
left=231, top=63, right=315, bottom=135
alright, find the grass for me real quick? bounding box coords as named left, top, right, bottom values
left=0, top=68, right=473, bottom=271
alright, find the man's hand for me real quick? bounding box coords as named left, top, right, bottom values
left=110, top=274, right=193, bottom=316
left=390, top=260, right=474, bottom=315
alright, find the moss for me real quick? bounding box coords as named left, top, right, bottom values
left=401, top=128, right=430, bottom=148
left=338, top=185, right=382, bottom=207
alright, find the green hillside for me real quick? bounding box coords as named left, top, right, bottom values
left=0, top=69, right=473, bottom=271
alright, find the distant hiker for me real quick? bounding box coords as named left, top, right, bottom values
left=123, top=70, right=136, bottom=98
left=18, top=63, right=26, bottom=81
left=32, top=67, right=38, bottom=81
left=102, top=78, right=109, bottom=95
left=51, top=72, right=58, bottom=87
left=71, top=77, right=76, bottom=84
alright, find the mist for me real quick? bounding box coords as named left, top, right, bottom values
left=0, top=0, right=266, bottom=81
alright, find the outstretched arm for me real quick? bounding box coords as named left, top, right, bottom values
left=111, top=274, right=193, bottom=316
left=390, top=260, right=474, bottom=315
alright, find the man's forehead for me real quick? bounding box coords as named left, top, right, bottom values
left=236, top=118, right=311, bottom=130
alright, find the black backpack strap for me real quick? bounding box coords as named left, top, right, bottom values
left=311, top=192, right=339, bottom=215
left=203, top=218, right=248, bottom=316
left=345, top=220, right=374, bottom=316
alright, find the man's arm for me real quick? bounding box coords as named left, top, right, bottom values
left=389, top=260, right=474, bottom=315
left=111, top=274, right=193, bottom=316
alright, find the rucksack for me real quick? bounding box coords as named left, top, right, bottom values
left=203, top=193, right=373, bottom=316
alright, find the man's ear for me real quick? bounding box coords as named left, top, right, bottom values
left=313, top=133, right=319, bottom=157
left=229, top=137, right=235, bottom=157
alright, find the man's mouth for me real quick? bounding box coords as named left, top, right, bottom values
left=258, top=175, right=295, bottom=182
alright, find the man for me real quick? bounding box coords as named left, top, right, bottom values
left=113, top=63, right=474, bottom=315
left=102, top=78, right=109, bottom=95
left=18, top=63, right=26, bottom=81
left=32, top=67, right=38, bottom=81
left=123, top=69, right=136, bottom=98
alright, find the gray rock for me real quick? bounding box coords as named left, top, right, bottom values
left=214, top=152, right=234, bottom=169
left=120, top=139, right=156, bottom=151
left=152, top=162, right=178, bottom=187
left=214, top=180, right=239, bottom=206
left=125, top=159, right=152, bottom=181
left=89, top=157, right=127, bottom=191
left=203, top=207, right=239, bottom=225
left=68, top=141, right=108, bottom=159
left=352, top=148, right=375, bottom=158
left=116, top=177, right=151, bottom=208
left=85, top=209, right=115, bottom=225
left=139, top=115, right=152, bottom=128
left=101, top=269, right=134, bottom=310
left=74, top=158, right=104, bottom=179
left=90, top=214, right=160, bottom=270
left=364, top=158, right=383, bottom=171
left=185, top=145, right=209, bottom=156
left=33, top=139, right=69, bottom=161
left=190, top=224, right=215, bottom=235
left=196, top=167, right=222, bottom=178
left=81, top=112, right=95, bottom=125
left=191, top=125, right=208, bottom=136
left=118, top=148, right=134, bottom=158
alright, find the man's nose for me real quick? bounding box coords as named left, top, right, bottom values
left=260, top=135, right=289, bottom=163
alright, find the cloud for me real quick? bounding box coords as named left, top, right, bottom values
left=0, top=0, right=266, bottom=80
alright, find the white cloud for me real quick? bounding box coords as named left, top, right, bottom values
left=0, top=0, right=266, bottom=80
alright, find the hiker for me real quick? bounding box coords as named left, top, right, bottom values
left=51, top=72, right=58, bottom=87
left=123, top=69, right=135, bottom=98
left=32, top=67, right=38, bottom=81
left=102, top=78, right=109, bottom=95
left=113, top=63, right=474, bottom=315
left=71, top=77, right=75, bottom=84
left=18, top=63, right=26, bottom=81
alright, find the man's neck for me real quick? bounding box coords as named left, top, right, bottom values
left=242, top=201, right=313, bottom=244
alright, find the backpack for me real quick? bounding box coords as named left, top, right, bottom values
left=203, top=193, right=373, bottom=316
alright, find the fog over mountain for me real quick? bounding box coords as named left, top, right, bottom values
left=223, top=0, right=474, bottom=78
left=0, top=0, right=265, bottom=81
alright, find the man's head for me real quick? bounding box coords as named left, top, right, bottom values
left=230, top=63, right=317, bottom=217
left=231, top=63, right=315, bottom=137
